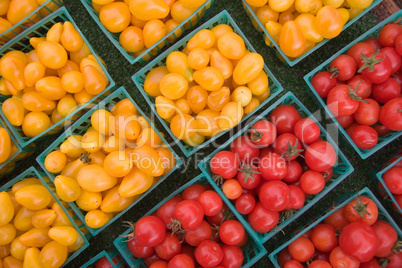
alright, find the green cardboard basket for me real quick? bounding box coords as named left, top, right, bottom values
left=0, top=166, right=91, bottom=267
left=0, top=7, right=116, bottom=148
left=80, top=0, right=214, bottom=64
left=113, top=174, right=267, bottom=268
left=304, top=10, right=402, bottom=159
left=36, top=86, right=183, bottom=236
left=133, top=10, right=283, bottom=157
left=269, top=187, right=402, bottom=267
left=199, top=91, right=354, bottom=243
left=242, top=0, right=383, bottom=66
left=0, top=0, right=63, bottom=46
left=80, top=250, right=126, bottom=268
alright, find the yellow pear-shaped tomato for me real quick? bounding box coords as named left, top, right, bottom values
left=155, top=96, right=176, bottom=120
left=68, top=233, right=84, bottom=253
left=13, top=207, right=34, bottom=231
left=60, top=157, right=90, bottom=179
left=31, top=209, right=57, bottom=229
left=118, top=166, right=154, bottom=198
left=0, top=223, right=16, bottom=246
left=187, top=85, right=208, bottom=114
left=11, top=178, right=40, bottom=193
left=129, top=0, right=170, bottom=21
left=51, top=109, right=64, bottom=124
left=256, top=5, right=279, bottom=27
left=210, top=51, right=233, bottom=80
left=91, top=109, right=113, bottom=136
left=10, top=237, right=28, bottom=261
left=143, top=19, right=167, bottom=48
left=61, top=70, right=84, bottom=94
left=247, top=70, right=269, bottom=96
left=23, top=247, right=42, bottom=268
left=24, top=62, right=46, bottom=88
left=60, top=21, right=83, bottom=52
left=82, top=65, right=107, bottom=95
left=70, top=43, right=91, bottom=65
left=166, top=51, right=193, bottom=82
left=3, top=255, right=23, bottom=268
left=0, top=243, right=10, bottom=259
left=120, top=26, right=144, bottom=53
left=217, top=32, right=246, bottom=60
left=110, top=98, right=137, bottom=117
left=187, top=29, right=215, bottom=50
left=88, top=151, right=107, bottom=165
left=196, top=109, right=220, bottom=137
left=0, top=17, right=12, bottom=35
left=100, top=185, right=137, bottom=213
left=84, top=210, right=111, bottom=229
left=103, top=136, right=125, bottom=154
left=103, top=151, right=132, bottom=178
left=188, top=48, right=210, bottom=70
left=44, top=150, right=67, bottom=174
left=57, top=94, right=77, bottom=117
left=99, top=2, right=131, bottom=33
left=170, top=114, right=198, bottom=140
left=37, top=41, right=68, bottom=69
left=233, top=53, right=264, bottom=85
left=315, top=6, right=343, bottom=39
left=21, top=91, right=56, bottom=112
left=0, top=191, right=14, bottom=225
left=159, top=73, right=188, bottom=100
left=0, top=0, right=10, bottom=15
left=207, top=86, right=230, bottom=112
left=175, top=98, right=192, bottom=115
left=136, top=126, right=162, bottom=148
left=48, top=226, right=78, bottom=246
left=193, top=67, right=224, bottom=91
left=29, top=37, right=46, bottom=49
left=26, top=50, right=40, bottom=63
left=0, top=128, right=11, bottom=164
left=35, top=76, right=66, bottom=101
left=15, top=185, right=51, bottom=210
left=245, top=98, right=261, bottom=114
left=76, top=190, right=102, bottom=211
left=77, top=164, right=117, bottom=192
left=295, top=13, right=323, bottom=43
left=0, top=77, right=11, bottom=96
left=218, top=101, right=244, bottom=130
left=131, top=145, right=164, bottom=177
left=39, top=241, right=68, bottom=268
left=57, top=60, right=80, bottom=77
left=268, top=0, right=294, bottom=12
left=22, top=111, right=51, bottom=138
left=143, top=66, right=169, bottom=97
left=0, top=56, right=26, bottom=92
left=81, top=130, right=105, bottom=153
left=46, top=22, right=63, bottom=43
left=19, top=228, right=51, bottom=247
left=7, top=0, right=38, bottom=24
left=51, top=203, right=73, bottom=227
left=279, top=21, right=306, bottom=58
left=165, top=18, right=183, bottom=43
left=54, top=175, right=81, bottom=203
left=59, top=135, right=85, bottom=159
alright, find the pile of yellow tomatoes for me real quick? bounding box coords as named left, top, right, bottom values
left=43, top=97, right=176, bottom=230
left=0, top=178, right=85, bottom=268
left=245, top=0, right=374, bottom=58
left=92, top=0, right=209, bottom=55
left=144, top=24, right=271, bottom=146
left=0, top=21, right=110, bottom=139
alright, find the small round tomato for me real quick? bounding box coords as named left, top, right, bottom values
left=383, top=166, right=402, bottom=194
left=235, top=193, right=256, bottom=215
left=195, top=240, right=223, bottom=268
left=210, top=151, right=239, bottom=180
left=336, top=114, right=355, bottom=128
left=344, top=196, right=378, bottom=225
left=315, top=6, right=343, bottom=39
left=270, top=105, right=301, bottom=134
left=236, top=163, right=261, bottom=189
left=358, top=50, right=392, bottom=84
left=330, top=54, right=357, bottom=81
left=353, top=98, right=380, bottom=125
left=173, top=200, right=204, bottom=230
left=286, top=185, right=305, bottom=210
left=350, top=125, right=378, bottom=150
left=283, top=160, right=303, bottom=183
left=379, top=97, right=402, bottom=131
left=135, top=216, right=166, bottom=247
left=259, top=180, right=289, bottom=211
left=327, top=84, right=363, bottom=117
left=329, top=246, right=360, bottom=268
left=324, top=206, right=349, bottom=230
left=371, top=77, right=400, bottom=104
left=347, top=42, right=376, bottom=65
left=155, top=232, right=182, bottom=261
left=219, top=220, right=245, bottom=246
left=294, top=118, right=321, bottom=144
left=248, top=202, right=279, bottom=233
left=279, top=21, right=306, bottom=58
left=311, top=71, right=337, bottom=98
left=249, top=120, right=277, bottom=147
left=230, top=135, right=260, bottom=164
left=305, top=141, right=336, bottom=172
left=197, top=190, right=222, bottom=217
left=288, top=236, right=315, bottom=263
left=372, top=220, right=398, bottom=258
left=299, top=170, right=325, bottom=195
left=127, top=235, right=155, bottom=258
left=219, top=245, right=244, bottom=268
left=184, top=220, right=211, bottom=247
left=347, top=74, right=372, bottom=99
left=258, top=152, right=288, bottom=181
left=378, top=23, right=402, bottom=47
left=310, top=224, right=338, bottom=253
left=168, top=254, right=195, bottom=268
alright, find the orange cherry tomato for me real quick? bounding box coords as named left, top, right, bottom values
left=44, top=150, right=67, bottom=173
left=0, top=191, right=14, bottom=225
left=193, top=67, right=224, bottom=91
left=218, top=101, right=244, bottom=130
left=118, top=166, right=154, bottom=197
left=103, top=150, right=133, bottom=177
left=100, top=2, right=131, bottom=33
left=210, top=51, right=233, bottom=80
left=70, top=43, right=91, bottom=65
left=144, top=66, right=169, bottom=97
left=76, top=190, right=102, bottom=211
left=57, top=60, right=80, bottom=77
left=82, top=65, right=108, bottom=95
left=175, top=98, right=192, bottom=114
left=39, top=241, right=68, bottom=268
left=315, top=6, right=343, bottom=39
left=170, top=1, right=196, bottom=23
left=131, top=145, right=164, bottom=177
left=21, top=91, right=56, bottom=112
left=54, top=175, right=82, bottom=202
left=188, top=48, right=210, bottom=70
left=24, top=61, right=46, bottom=88
left=196, top=109, right=220, bottom=137
left=46, top=22, right=63, bottom=43
left=156, top=147, right=175, bottom=174
left=22, top=111, right=51, bottom=138
left=61, top=21, right=84, bottom=52
left=233, top=53, right=264, bottom=85
left=129, top=0, right=170, bottom=21
left=155, top=96, right=176, bottom=119
left=186, top=85, right=208, bottom=114
left=13, top=207, right=34, bottom=231
left=77, top=164, right=117, bottom=192
left=2, top=97, right=26, bottom=126
left=217, top=32, right=246, bottom=60
left=85, top=210, right=112, bottom=229
left=120, top=26, right=144, bottom=53
left=61, top=70, right=84, bottom=94
left=187, top=29, right=215, bottom=50
left=0, top=56, right=25, bottom=92
left=101, top=185, right=137, bottom=213
left=222, top=179, right=242, bottom=199
left=19, top=228, right=52, bottom=247
left=207, top=86, right=230, bottom=112
left=256, top=5, right=279, bottom=26
left=159, top=73, right=188, bottom=100
left=279, top=21, right=306, bottom=58
left=166, top=51, right=193, bottom=82
left=35, top=76, right=66, bottom=101
left=7, top=0, right=39, bottom=25
left=143, top=19, right=167, bottom=48
left=37, top=41, right=68, bottom=69
left=245, top=98, right=261, bottom=114
left=57, top=94, right=78, bottom=117
left=136, top=127, right=163, bottom=148
left=31, top=209, right=57, bottom=229
left=248, top=70, right=269, bottom=96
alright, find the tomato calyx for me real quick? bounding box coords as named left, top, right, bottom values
left=167, top=217, right=185, bottom=237
left=378, top=257, right=390, bottom=267
left=237, top=162, right=260, bottom=183
left=329, top=66, right=340, bottom=79
left=121, top=221, right=136, bottom=242
left=281, top=209, right=296, bottom=221
left=392, top=241, right=402, bottom=254
left=213, top=174, right=224, bottom=186
left=282, top=140, right=304, bottom=164
left=358, top=50, right=384, bottom=73
left=351, top=194, right=371, bottom=219
left=80, top=152, right=91, bottom=164
left=250, top=126, right=264, bottom=142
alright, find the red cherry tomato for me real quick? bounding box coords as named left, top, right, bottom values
left=379, top=97, right=402, bottom=131
left=173, top=200, right=204, bottom=230
left=230, top=135, right=260, bottom=164
left=347, top=42, right=375, bottom=65
left=288, top=236, right=315, bottom=263
left=350, top=125, right=378, bottom=150
left=353, top=98, right=380, bottom=126
left=305, top=141, right=336, bottom=172
left=198, top=190, right=223, bottom=216
left=127, top=236, right=155, bottom=258
left=394, top=34, right=402, bottom=55
left=378, top=23, right=402, bottom=47
left=371, top=77, right=401, bottom=104
left=327, top=84, right=363, bottom=117
left=219, top=245, right=244, bottom=268
left=249, top=120, right=277, bottom=147
left=96, top=257, right=113, bottom=268
left=219, top=220, right=245, bottom=246
left=294, top=118, right=321, bottom=144
left=258, top=152, right=288, bottom=181
left=299, top=170, right=325, bottom=195
left=286, top=185, right=305, bottom=210
left=135, top=216, right=166, bottom=247
left=270, top=105, right=302, bottom=134
left=156, top=195, right=182, bottom=229
left=336, top=114, right=355, bottom=128
left=210, top=151, right=240, bottom=179
left=358, top=51, right=392, bottom=84
left=273, top=133, right=303, bottom=161
left=248, top=202, right=279, bottom=233
left=182, top=185, right=206, bottom=200
left=283, top=160, right=303, bottom=183
left=344, top=196, right=378, bottom=225
left=311, top=71, right=337, bottom=98
left=383, top=166, right=402, bottom=194
left=364, top=37, right=381, bottom=51
left=324, top=206, right=349, bottom=230
left=372, top=220, right=398, bottom=257
left=195, top=240, right=223, bottom=268
left=330, top=54, right=357, bottom=81
left=184, top=220, right=212, bottom=247
left=347, top=74, right=373, bottom=99
left=310, top=224, right=338, bottom=253
left=329, top=246, right=359, bottom=268
left=155, top=232, right=182, bottom=261
left=380, top=47, right=402, bottom=73
left=168, top=254, right=195, bottom=268
left=236, top=163, right=261, bottom=189
left=259, top=180, right=289, bottom=211
left=235, top=193, right=256, bottom=215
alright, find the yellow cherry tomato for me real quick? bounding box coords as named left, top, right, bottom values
left=144, top=66, right=169, bottom=97
left=61, top=70, right=84, bottom=94
left=188, top=48, right=210, bottom=70
left=159, top=73, right=188, bottom=100
left=31, top=209, right=57, bottom=229
left=57, top=60, right=80, bottom=77
left=156, top=147, right=175, bottom=175
left=74, top=90, right=95, bottom=105
left=210, top=51, right=233, bottom=80
left=155, top=96, right=176, bottom=119
left=37, top=41, right=68, bottom=69
left=48, top=226, right=78, bottom=246
left=131, top=145, right=165, bottom=177
left=256, top=5, right=279, bottom=26
left=348, top=8, right=364, bottom=20
left=22, top=111, right=51, bottom=138
left=269, top=0, right=295, bottom=12
left=187, top=29, right=215, bottom=51
left=103, top=136, right=125, bottom=154
left=232, top=86, right=252, bottom=107
left=184, top=132, right=205, bottom=147
left=77, top=164, right=117, bottom=192
left=129, top=0, right=170, bottom=21
left=103, top=150, right=132, bottom=177
left=91, top=109, right=113, bottom=136
left=193, top=67, right=224, bottom=91
left=44, top=150, right=67, bottom=173
left=218, top=101, right=244, bottom=130
left=46, top=22, right=63, bottom=43
left=119, top=26, right=144, bottom=53
left=118, top=166, right=154, bottom=198
left=295, top=13, right=324, bottom=43
left=0, top=56, right=26, bottom=92
left=0, top=191, right=14, bottom=225
left=60, top=157, right=89, bottom=179
left=35, top=76, right=66, bottom=101
left=347, top=0, right=373, bottom=9
left=39, top=241, right=68, bottom=268
left=323, top=0, right=344, bottom=7
left=81, top=130, right=105, bottom=153
left=0, top=224, right=16, bottom=246
left=245, top=98, right=261, bottom=114
left=11, top=178, right=41, bottom=193
left=76, top=190, right=102, bottom=211
left=175, top=98, right=192, bottom=115
left=19, top=228, right=51, bottom=247
left=54, top=175, right=81, bottom=202
left=85, top=209, right=111, bottom=229
left=186, top=85, right=208, bottom=114
left=337, top=8, right=350, bottom=25
left=207, top=86, right=230, bottom=112
left=114, top=115, right=142, bottom=142
left=0, top=128, right=11, bottom=164
left=59, top=135, right=85, bottom=159
left=15, top=185, right=51, bottom=210
left=278, top=9, right=294, bottom=24
left=23, top=247, right=42, bottom=268
left=217, top=32, right=246, bottom=60
left=13, top=206, right=34, bottom=231
left=196, top=109, right=220, bottom=137
left=82, top=65, right=108, bottom=95
left=233, top=53, right=264, bottom=85
left=143, top=19, right=167, bottom=48
left=247, top=70, right=269, bottom=96
left=170, top=1, right=196, bottom=23
left=21, top=91, right=56, bottom=112
left=315, top=6, right=343, bottom=39
left=57, top=94, right=77, bottom=117
left=166, top=51, right=193, bottom=82
left=0, top=243, right=10, bottom=259
left=61, top=21, right=83, bottom=52
left=170, top=114, right=198, bottom=140
left=110, top=98, right=137, bottom=116
left=24, top=61, right=46, bottom=88
left=10, top=237, right=28, bottom=261
left=51, top=109, right=64, bottom=124
left=51, top=203, right=74, bottom=227
left=7, top=0, right=38, bottom=24
left=136, top=127, right=162, bottom=148
left=69, top=43, right=91, bottom=66
left=99, top=2, right=131, bottom=33
left=101, top=185, right=137, bottom=213
left=295, top=0, right=321, bottom=13
left=279, top=21, right=306, bottom=58
left=165, top=19, right=183, bottom=43
left=245, top=0, right=268, bottom=7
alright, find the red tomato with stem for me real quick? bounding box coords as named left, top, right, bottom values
left=347, top=74, right=373, bottom=99
left=135, top=216, right=166, bottom=247
left=350, top=125, right=378, bottom=150
left=372, top=220, right=398, bottom=257
left=210, top=151, right=239, bottom=180
left=329, top=246, right=360, bottom=268
left=173, top=200, right=204, bottom=230
left=311, top=71, right=337, bottom=98
left=248, top=202, right=279, bottom=233
left=219, top=220, right=245, bottom=246
left=353, top=98, right=380, bottom=125
left=195, top=240, right=223, bottom=268
left=236, top=163, right=261, bottom=189
left=379, top=97, right=402, bottom=131
left=270, top=105, right=302, bottom=134
left=347, top=42, right=375, bottom=65
left=330, top=54, right=357, bottom=81
left=344, top=196, right=378, bottom=225
left=249, top=120, right=277, bottom=147
left=156, top=195, right=182, bottom=229
left=167, top=254, right=195, bottom=268
left=371, top=77, right=401, bottom=104
left=230, top=135, right=260, bottom=164
left=386, top=252, right=402, bottom=268
left=273, top=133, right=303, bottom=161
left=305, top=141, right=337, bottom=172
left=259, top=180, right=289, bottom=211
left=358, top=51, right=392, bottom=84
left=327, top=84, right=364, bottom=117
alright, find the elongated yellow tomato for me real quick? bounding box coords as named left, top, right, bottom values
left=60, top=135, right=85, bottom=159
left=268, top=0, right=294, bottom=12
left=82, top=65, right=108, bottom=95
left=245, top=0, right=268, bottom=7
left=279, top=21, right=306, bottom=58
left=219, top=101, right=244, bottom=130
left=0, top=243, right=10, bottom=259
left=31, top=209, right=57, bottom=228
left=143, top=19, right=167, bottom=48
left=233, top=53, right=264, bottom=85
left=24, top=61, right=46, bottom=88
left=0, top=56, right=26, bottom=92
left=131, top=145, right=164, bottom=177
left=7, top=0, right=38, bottom=24
left=196, top=109, right=220, bottom=137
left=0, top=17, right=12, bottom=35
left=207, top=86, right=230, bottom=112
left=99, top=2, right=131, bottom=33
left=166, top=51, right=193, bottom=82
left=210, top=51, right=233, bottom=80
left=85, top=210, right=111, bottom=229
left=129, top=0, right=170, bottom=21
left=23, top=247, right=42, bottom=268
left=51, top=109, right=64, bottom=125
left=10, top=237, right=28, bottom=261
left=46, top=22, right=63, bottom=43
left=39, top=241, right=68, bottom=268
left=159, top=73, right=188, bottom=100
left=187, top=29, right=215, bottom=50
left=170, top=1, right=196, bottom=23
left=0, top=128, right=11, bottom=163
left=35, top=76, right=66, bottom=101
left=103, top=150, right=132, bottom=178
left=61, top=157, right=90, bottom=180
left=44, top=150, right=67, bottom=174
left=15, top=185, right=51, bottom=211
left=37, top=41, right=68, bottom=69
left=155, top=96, right=176, bottom=119
left=7, top=191, right=21, bottom=212
left=54, top=175, right=81, bottom=202
left=51, top=203, right=73, bottom=227
left=175, top=99, right=192, bottom=115
left=0, top=224, right=16, bottom=246
left=295, top=13, right=323, bottom=43
left=188, top=48, right=210, bottom=70
left=144, top=66, right=169, bottom=97
left=60, top=21, right=83, bottom=52
left=347, top=0, right=373, bottom=9
left=0, top=191, right=14, bottom=225
left=110, top=98, right=137, bottom=117
left=4, top=255, right=23, bottom=268
left=103, top=136, right=125, bottom=154
left=77, top=164, right=117, bottom=192
left=19, top=228, right=51, bottom=247
left=61, top=70, right=84, bottom=94
left=68, top=233, right=84, bottom=253
left=101, top=185, right=137, bottom=213
left=217, top=32, right=246, bottom=60
left=118, top=166, right=154, bottom=197
left=14, top=207, right=34, bottom=231
left=48, top=226, right=78, bottom=246
left=76, top=190, right=102, bottom=211
left=120, top=26, right=144, bottom=53
left=247, top=70, right=269, bottom=96
left=91, top=109, right=113, bottom=136
left=21, top=91, right=56, bottom=112
left=179, top=0, right=206, bottom=8
left=22, top=111, right=51, bottom=138
left=81, top=130, right=105, bottom=153
left=0, top=77, right=11, bottom=96
left=193, top=67, right=224, bottom=91
left=315, top=6, right=343, bottom=39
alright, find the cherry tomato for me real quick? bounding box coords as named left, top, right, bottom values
left=387, top=252, right=402, bottom=268
left=350, top=125, right=378, bottom=149
left=394, top=34, right=402, bottom=55
left=155, top=232, right=181, bottom=261
left=283, top=160, right=303, bottom=183
left=279, top=21, right=306, bottom=58
left=249, top=120, right=277, bottom=147
left=156, top=195, right=182, bottom=229
left=358, top=50, right=392, bottom=84
left=96, top=257, right=113, bottom=268
left=168, top=254, right=195, bottom=268
left=210, top=151, right=239, bottom=179
left=286, top=185, right=305, bottom=210
left=135, top=216, right=166, bottom=247
left=270, top=105, right=302, bottom=134
left=184, top=220, right=211, bottom=247
left=324, top=206, right=349, bottom=230
left=381, top=47, right=401, bottom=73
left=330, top=54, right=357, bottom=81
left=230, top=135, right=260, bottom=164
left=195, top=240, right=223, bottom=268
left=299, top=170, right=325, bottom=195
left=259, top=180, right=289, bottom=211
left=347, top=74, right=372, bottom=99
left=383, top=166, right=402, bottom=194
left=336, top=114, right=355, bottom=128
left=305, top=141, right=336, bottom=172
left=235, top=193, right=256, bottom=215
left=311, top=224, right=338, bottom=252
left=372, top=220, right=398, bottom=257
left=329, top=246, right=360, bottom=268
left=364, top=37, right=382, bottom=51
left=327, top=84, right=363, bottom=117
left=288, top=236, right=315, bottom=263
left=372, top=77, right=400, bottom=104
left=315, top=6, right=343, bottom=39
left=347, top=42, right=376, bottom=65
left=379, top=97, right=402, bottom=131
left=236, top=163, right=261, bottom=190
left=294, top=118, right=321, bottom=144
left=197, top=190, right=222, bottom=217
left=258, top=152, right=288, bottom=181
left=378, top=23, right=402, bottom=47
left=182, top=185, right=206, bottom=200
left=173, top=200, right=204, bottom=230
left=344, top=196, right=378, bottom=225
left=248, top=202, right=279, bottom=233
left=127, top=235, right=155, bottom=258
left=353, top=98, right=380, bottom=125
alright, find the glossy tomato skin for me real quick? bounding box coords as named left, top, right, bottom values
left=230, top=135, right=260, bottom=163
left=327, top=84, right=361, bottom=117
left=350, top=125, right=379, bottom=149
left=237, top=164, right=261, bottom=189
left=288, top=236, right=315, bottom=263
left=195, top=240, right=223, bottom=268
left=155, top=232, right=182, bottom=261
left=310, top=224, right=338, bottom=253
left=235, top=193, right=256, bottom=214
left=371, top=77, right=401, bottom=104
left=324, top=206, right=349, bottom=230
left=347, top=42, right=375, bottom=65
left=135, top=216, right=166, bottom=247
left=336, top=114, right=355, bottom=128
left=371, top=220, right=398, bottom=257
left=344, top=196, right=378, bottom=225
left=359, top=259, right=381, bottom=268
left=173, top=200, right=204, bottom=230
left=353, top=98, right=380, bottom=125
left=294, top=118, right=320, bottom=144
left=380, top=97, right=402, bottom=131
left=364, top=38, right=381, bottom=51
left=219, top=245, right=244, bottom=268
left=273, top=133, right=302, bottom=161
left=184, top=220, right=211, bottom=247
left=299, top=170, right=325, bottom=195
left=167, top=254, right=195, bottom=268
left=259, top=180, right=289, bottom=211
left=347, top=74, right=373, bottom=99
left=329, top=246, right=360, bottom=268
left=330, top=54, right=357, bottom=81
left=248, top=202, right=279, bottom=233
left=249, top=120, right=277, bottom=147
left=380, top=47, right=401, bottom=73
left=156, top=195, right=182, bottom=229
left=270, top=105, right=302, bottom=134
left=210, top=151, right=239, bottom=179
left=96, top=257, right=113, bottom=268
left=219, top=220, right=245, bottom=246
left=395, top=34, right=402, bottom=55
left=305, top=141, right=336, bottom=172
left=387, top=252, right=402, bottom=268
left=283, top=160, right=303, bottom=183
left=383, top=166, right=402, bottom=194
left=339, top=222, right=379, bottom=263
left=258, top=152, right=288, bottom=181
left=359, top=51, right=392, bottom=84
left=127, top=236, right=155, bottom=258
left=182, top=185, right=206, bottom=200
left=286, top=185, right=305, bottom=210
left=311, top=71, right=337, bottom=98
left=378, top=23, right=402, bottom=47
left=198, top=190, right=222, bottom=217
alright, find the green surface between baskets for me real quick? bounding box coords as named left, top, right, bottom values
left=198, top=91, right=354, bottom=244
left=0, top=0, right=64, bottom=44
left=113, top=173, right=267, bottom=268
left=0, top=166, right=91, bottom=268
left=36, top=87, right=183, bottom=236
left=133, top=10, right=283, bottom=157
left=80, top=0, right=214, bottom=64
left=242, top=0, right=383, bottom=66
left=376, top=155, right=402, bottom=214
left=303, top=10, right=402, bottom=159
left=268, top=187, right=402, bottom=267
left=0, top=7, right=116, bottom=148
left=80, top=250, right=126, bottom=268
